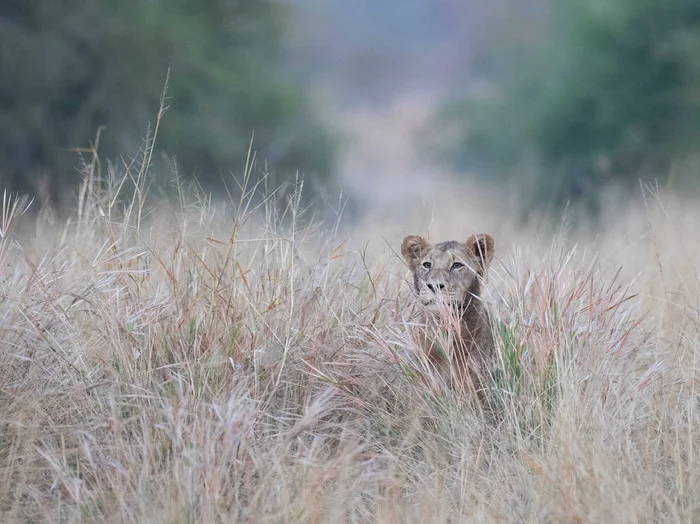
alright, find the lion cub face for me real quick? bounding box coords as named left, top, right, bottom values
left=401, top=234, right=495, bottom=308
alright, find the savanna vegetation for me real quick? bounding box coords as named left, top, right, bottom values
left=2, top=0, right=700, bottom=522
left=436, top=0, right=700, bottom=214
left=1, top=128, right=699, bottom=521
left=0, top=0, right=333, bottom=204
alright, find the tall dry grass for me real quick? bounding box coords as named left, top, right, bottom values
left=1, top=139, right=700, bottom=523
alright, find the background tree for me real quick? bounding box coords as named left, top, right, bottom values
left=0, top=0, right=334, bottom=203
left=435, top=0, right=700, bottom=214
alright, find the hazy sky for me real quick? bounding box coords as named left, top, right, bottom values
left=288, top=0, right=549, bottom=108
left=288, top=0, right=476, bottom=106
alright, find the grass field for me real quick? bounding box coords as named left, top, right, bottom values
left=1, top=157, right=699, bottom=522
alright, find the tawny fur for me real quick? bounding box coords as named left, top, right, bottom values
left=401, top=234, right=496, bottom=396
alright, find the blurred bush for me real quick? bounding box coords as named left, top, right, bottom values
left=0, top=0, right=334, bottom=204
left=435, top=0, right=700, bottom=214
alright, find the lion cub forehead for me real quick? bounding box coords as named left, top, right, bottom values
left=433, top=240, right=463, bottom=252
left=425, top=241, right=469, bottom=260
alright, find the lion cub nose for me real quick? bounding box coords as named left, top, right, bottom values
left=427, top=282, right=445, bottom=293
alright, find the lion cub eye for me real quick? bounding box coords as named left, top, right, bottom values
left=422, top=261, right=432, bottom=270
left=451, top=262, right=464, bottom=270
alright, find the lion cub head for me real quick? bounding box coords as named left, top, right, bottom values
left=401, top=234, right=495, bottom=309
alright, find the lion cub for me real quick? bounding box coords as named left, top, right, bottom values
left=401, top=233, right=496, bottom=395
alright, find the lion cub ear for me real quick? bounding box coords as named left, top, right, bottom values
left=401, top=235, right=429, bottom=269
left=466, top=233, right=495, bottom=272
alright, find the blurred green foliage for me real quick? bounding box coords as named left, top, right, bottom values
left=0, top=0, right=334, bottom=202
left=437, top=0, right=700, bottom=212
